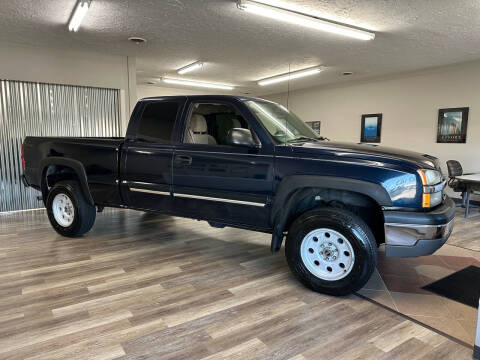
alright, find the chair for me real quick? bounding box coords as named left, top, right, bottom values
left=446, top=160, right=478, bottom=209
left=447, top=160, right=466, bottom=191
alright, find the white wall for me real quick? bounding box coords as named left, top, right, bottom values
left=0, top=42, right=136, bottom=133
left=264, top=61, right=480, bottom=183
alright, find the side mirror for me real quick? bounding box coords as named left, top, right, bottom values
left=226, top=128, right=261, bottom=148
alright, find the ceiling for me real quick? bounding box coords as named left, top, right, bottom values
left=1, top=0, right=480, bottom=95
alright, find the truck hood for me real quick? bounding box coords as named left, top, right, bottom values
left=290, top=141, right=439, bottom=170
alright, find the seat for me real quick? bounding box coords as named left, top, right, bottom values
left=187, top=114, right=217, bottom=145
left=215, top=115, right=243, bottom=145
left=446, top=160, right=466, bottom=193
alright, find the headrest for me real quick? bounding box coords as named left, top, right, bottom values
left=190, top=114, right=207, bottom=133
left=232, top=118, right=241, bottom=128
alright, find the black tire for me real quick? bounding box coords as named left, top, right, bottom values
left=46, top=180, right=96, bottom=237
left=285, top=207, right=377, bottom=296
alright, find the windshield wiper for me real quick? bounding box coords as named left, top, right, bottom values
left=286, top=135, right=328, bottom=143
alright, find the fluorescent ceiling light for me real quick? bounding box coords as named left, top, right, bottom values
left=237, top=0, right=375, bottom=41
left=177, top=61, right=204, bottom=75
left=162, top=78, right=234, bottom=90
left=68, top=1, right=91, bottom=32
left=258, top=67, right=324, bottom=86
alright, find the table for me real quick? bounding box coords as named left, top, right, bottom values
left=455, top=174, right=480, bottom=217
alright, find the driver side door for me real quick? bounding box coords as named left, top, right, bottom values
left=172, top=99, right=274, bottom=229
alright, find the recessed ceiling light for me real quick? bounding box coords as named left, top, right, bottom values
left=237, top=0, right=375, bottom=41
left=162, top=77, right=234, bottom=90
left=177, top=61, right=204, bottom=75
left=68, top=0, right=91, bottom=32
left=258, top=66, right=324, bottom=86
left=128, top=37, right=147, bottom=44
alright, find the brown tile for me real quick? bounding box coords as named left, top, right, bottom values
left=456, top=317, right=477, bottom=345
left=381, top=274, right=432, bottom=295
left=436, top=244, right=480, bottom=258
left=437, top=255, right=480, bottom=271
left=357, top=289, right=396, bottom=310
left=412, top=315, right=473, bottom=345
left=390, top=292, right=453, bottom=318
left=413, top=264, right=456, bottom=282
left=408, top=255, right=446, bottom=267
left=363, top=269, right=387, bottom=291
left=376, top=258, right=417, bottom=277
left=441, top=297, right=478, bottom=321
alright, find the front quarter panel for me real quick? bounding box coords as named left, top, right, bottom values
left=274, top=146, right=422, bottom=208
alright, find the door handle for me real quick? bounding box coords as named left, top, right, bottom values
left=174, top=155, right=192, bottom=166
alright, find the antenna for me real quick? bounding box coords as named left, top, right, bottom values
left=285, top=62, right=291, bottom=145
left=287, top=63, right=290, bottom=109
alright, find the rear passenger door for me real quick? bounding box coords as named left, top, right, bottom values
left=122, top=98, right=185, bottom=212
left=172, top=99, right=274, bottom=229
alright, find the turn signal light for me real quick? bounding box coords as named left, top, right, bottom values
left=417, top=169, right=428, bottom=185
left=422, top=193, right=431, bottom=208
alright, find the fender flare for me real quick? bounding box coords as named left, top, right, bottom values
left=270, top=175, right=392, bottom=252
left=38, top=157, right=94, bottom=205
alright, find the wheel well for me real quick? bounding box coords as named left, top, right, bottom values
left=44, top=165, right=79, bottom=189
left=41, top=164, right=94, bottom=206
left=284, top=188, right=385, bottom=247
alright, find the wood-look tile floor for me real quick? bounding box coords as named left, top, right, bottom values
left=0, top=208, right=474, bottom=359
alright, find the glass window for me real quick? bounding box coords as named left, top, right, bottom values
left=244, top=100, right=323, bottom=144
left=137, top=102, right=179, bottom=143
left=184, top=102, right=249, bottom=146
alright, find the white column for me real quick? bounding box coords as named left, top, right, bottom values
left=475, top=298, right=480, bottom=360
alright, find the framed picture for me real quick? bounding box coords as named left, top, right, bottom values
left=437, top=107, right=469, bottom=143
left=305, top=121, right=321, bottom=135
left=360, top=113, right=382, bottom=143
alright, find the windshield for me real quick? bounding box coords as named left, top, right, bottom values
left=244, top=100, right=323, bottom=144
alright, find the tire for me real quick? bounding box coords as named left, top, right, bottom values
left=285, top=207, right=377, bottom=296
left=46, top=180, right=96, bottom=237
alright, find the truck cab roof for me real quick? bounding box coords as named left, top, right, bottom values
left=139, top=94, right=271, bottom=103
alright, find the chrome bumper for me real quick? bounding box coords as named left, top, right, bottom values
left=384, top=220, right=454, bottom=257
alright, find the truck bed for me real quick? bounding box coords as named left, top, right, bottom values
left=23, top=136, right=125, bottom=206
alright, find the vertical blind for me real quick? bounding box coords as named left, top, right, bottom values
left=0, top=80, right=121, bottom=212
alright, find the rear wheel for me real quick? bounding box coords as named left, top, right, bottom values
left=46, top=180, right=96, bottom=237
left=285, top=207, right=377, bottom=296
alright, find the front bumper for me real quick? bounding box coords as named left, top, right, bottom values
left=383, top=197, right=455, bottom=257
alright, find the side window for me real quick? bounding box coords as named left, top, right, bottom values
left=136, top=102, right=179, bottom=143
left=183, top=102, right=249, bottom=146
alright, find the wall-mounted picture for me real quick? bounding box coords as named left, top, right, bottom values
left=437, top=107, right=469, bottom=143
left=305, top=121, right=321, bottom=135
left=360, top=113, right=382, bottom=143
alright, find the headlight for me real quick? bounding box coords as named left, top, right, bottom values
left=417, top=169, right=444, bottom=208
left=418, top=169, right=442, bottom=185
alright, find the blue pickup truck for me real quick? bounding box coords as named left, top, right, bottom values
left=22, top=95, right=455, bottom=295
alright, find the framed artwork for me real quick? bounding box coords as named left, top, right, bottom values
left=437, top=107, right=469, bottom=143
left=360, top=113, right=382, bottom=143
left=305, top=121, right=321, bottom=135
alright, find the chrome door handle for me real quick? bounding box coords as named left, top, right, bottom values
left=174, top=155, right=192, bottom=165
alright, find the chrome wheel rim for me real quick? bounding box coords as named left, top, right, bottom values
left=52, top=193, right=75, bottom=227
left=300, top=228, right=355, bottom=281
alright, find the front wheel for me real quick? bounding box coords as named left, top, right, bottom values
left=285, top=207, right=377, bottom=296
left=46, top=180, right=96, bottom=237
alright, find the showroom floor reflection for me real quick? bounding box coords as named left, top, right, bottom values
left=360, top=208, right=480, bottom=346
